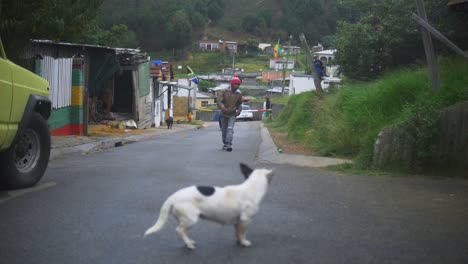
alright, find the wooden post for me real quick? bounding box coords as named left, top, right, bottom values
left=83, top=56, right=89, bottom=136
left=281, top=36, right=293, bottom=95
left=299, top=33, right=323, bottom=93
left=412, top=13, right=468, bottom=61
left=415, top=0, right=440, bottom=94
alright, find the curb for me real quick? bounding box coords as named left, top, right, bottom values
left=258, top=123, right=352, bottom=168
left=50, top=137, right=136, bottom=160
left=49, top=125, right=199, bottom=160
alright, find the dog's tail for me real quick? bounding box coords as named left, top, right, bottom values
left=144, top=197, right=173, bottom=237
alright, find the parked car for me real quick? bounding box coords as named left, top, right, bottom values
left=0, top=36, right=52, bottom=189
left=236, top=104, right=253, bottom=121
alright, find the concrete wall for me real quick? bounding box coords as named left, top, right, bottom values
left=173, top=96, right=189, bottom=121
left=434, top=100, right=468, bottom=169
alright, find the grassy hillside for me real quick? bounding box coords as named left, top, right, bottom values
left=151, top=51, right=274, bottom=77
left=205, top=0, right=283, bottom=43
left=223, top=0, right=279, bottom=18
left=268, top=57, right=468, bottom=175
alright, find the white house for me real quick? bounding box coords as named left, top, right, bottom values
left=269, top=59, right=295, bottom=70
left=315, top=49, right=340, bottom=77
left=199, top=40, right=237, bottom=53
left=281, top=45, right=301, bottom=55
left=288, top=73, right=342, bottom=94
left=258, top=43, right=272, bottom=52
left=288, top=73, right=316, bottom=95
left=315, top=49, right=336, bottom=64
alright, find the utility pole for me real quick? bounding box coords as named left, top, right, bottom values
left=299, top=33, right=323, bottom=93
left=415, top=0, right=440, bottom=94
left=232, top=51, right=236, bottom=70
left=281, top=35, right=292, bottom=95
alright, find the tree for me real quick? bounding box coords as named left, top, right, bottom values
left=276, top=0, right=338, bottom=45
left=335, top=0, right=468, bottom=80
left=206, top=0, right=225, bottom=22
left=165, top=10, right=193, bottom=53
left=242, top=15, right=267, bottom=35
left=99, top=24, right=138, bottom=48
left=96, top=0, right=224, bottom=52
left=335, top=0, right=416, bottom=80
left=0, top=0, right=104, bottom=60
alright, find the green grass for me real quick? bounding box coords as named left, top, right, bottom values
left=150, top=51, right=272, bottom=76
left=151, top=49, right=305, bottom=77
left=269, top=56, right=468, bottom=171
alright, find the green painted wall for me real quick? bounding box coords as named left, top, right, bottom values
left=138, top=62, right=150, bottom=97
left=48, top=106, right=83, bottom=130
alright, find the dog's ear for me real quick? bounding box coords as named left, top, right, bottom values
left=240, top=163, right=253, bottom=179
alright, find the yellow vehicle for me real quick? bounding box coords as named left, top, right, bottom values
left=0, top=36, right=51, bottom=189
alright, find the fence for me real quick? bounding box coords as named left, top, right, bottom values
left=373, top=100, right=468, bottom=173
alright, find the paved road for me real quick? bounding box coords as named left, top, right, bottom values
left=1, top=121, right=468, bottom=264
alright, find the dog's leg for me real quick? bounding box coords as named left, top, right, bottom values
left=173, top=204, right=199, bottom=249
left=176, top=221, right=196, bottom=249
left=235, top=219, right=251, bottom=247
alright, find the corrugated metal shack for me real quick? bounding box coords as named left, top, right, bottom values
left=115, top=48, right=152, bottom=129
left=21, top=40, right=153, bottom=136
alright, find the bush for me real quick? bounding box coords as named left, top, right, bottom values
left=197, top=80, right=217, bottom=92
left=271, top=57, right=468, bottom=170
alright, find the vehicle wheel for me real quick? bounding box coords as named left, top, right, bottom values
left=0, top=112, right=51, bottom=189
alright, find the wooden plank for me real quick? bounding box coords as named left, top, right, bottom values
left=448, top=0, right=468, bottom=5
left=415, top=0, right=440, bottom=94
left=412, top=14, right=468, bottom=61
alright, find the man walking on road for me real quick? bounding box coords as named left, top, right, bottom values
left=217, top=77, right=243, bottom=152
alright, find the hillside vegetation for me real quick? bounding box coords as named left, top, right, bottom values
left=2, top=1, right=466, bottom=83
left=268, top=57, right=468, bottom=175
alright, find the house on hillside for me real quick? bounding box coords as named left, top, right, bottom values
left=199, top=40, right=220, bottom=51
left=196, top=92, right=216, bottom=109
left=199, top=40, right=237, bottom=53
left=315, top=49, right=336, bottom=64
left=315, top=49, right=340, bottom=77
left=269, top=59, right=295, bottom=70
left=258, top=43, right=273, bottom=54
left=281, top=45, right=301, bottom=55
left=223, top=41, right=238, bottom=53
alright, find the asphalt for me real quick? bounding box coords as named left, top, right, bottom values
left=51, top=122, right=351, bottom=168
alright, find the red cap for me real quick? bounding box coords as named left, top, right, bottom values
left=231, top=77, right=241, bottom=85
